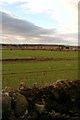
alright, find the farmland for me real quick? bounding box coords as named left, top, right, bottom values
left=2, top=49, right=79, bottom=88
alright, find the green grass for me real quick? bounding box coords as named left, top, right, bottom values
left=2, top=49, right=79, bottom=88
left=2, top=49, right=78, bottom=59
left=2, top=60, right=78, bottom=88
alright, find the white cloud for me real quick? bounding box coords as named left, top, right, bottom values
left=0, top=0, right=78, bottom=45
left=0, top=0, right=27, bottom=4
left=14, top=0, right=78, bottom=34
left=0, top=0, right=78, bottom=33
left=1, top=11, right=78, bottom=45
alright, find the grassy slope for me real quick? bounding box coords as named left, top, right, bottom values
left=2, top=49, right=78, bottom=59
left=2, top=61, right=78, bottom=88
left=2, top=49, right=78, bottom=88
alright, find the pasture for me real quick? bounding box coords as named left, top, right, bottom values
left=2, top=49, right=79, bottom=88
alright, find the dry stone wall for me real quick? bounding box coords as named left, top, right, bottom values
left=2, top=80, right=80, bottom=120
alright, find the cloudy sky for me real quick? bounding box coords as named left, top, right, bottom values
left=0, top=0, right=78, bottom=45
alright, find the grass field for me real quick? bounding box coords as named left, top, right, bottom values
left=2, top=49, right=79, bottom=88
left=2, top=49, right=78, bottom=59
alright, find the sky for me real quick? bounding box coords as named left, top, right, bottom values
left=0, top=0, right=79, bottom=45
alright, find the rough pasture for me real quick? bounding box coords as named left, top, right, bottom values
left=2, top=49, right=79, bottom=88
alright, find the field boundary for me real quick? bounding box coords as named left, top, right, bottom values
left=1, top=57, right=79, bottom=62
